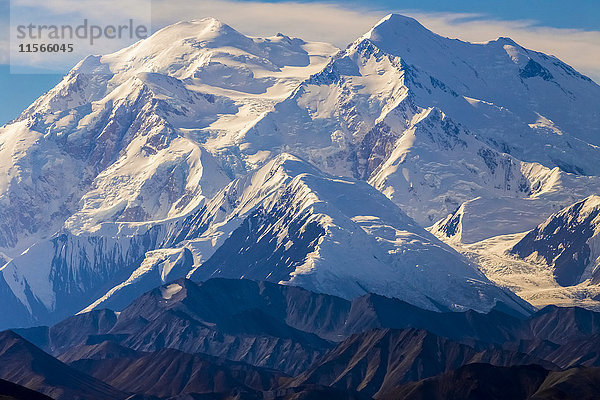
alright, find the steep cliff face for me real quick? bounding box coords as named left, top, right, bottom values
left=510, top=196, right=600, bottom=287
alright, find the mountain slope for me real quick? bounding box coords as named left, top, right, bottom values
left=2, top=14, right=600, bottom=328
left=68, top=278, right=334, bottom=376
left=288, top=328, right=553, bottom=398
left=510, top=196, right=600, bottom=287
left=67, top=346, right=285, bottom=398
left=0, top=17, right=336, bottom=254
left=384, top=363, right=600, bottom=400
left=438, top=196, right=600, bottom=311
left=245, top=14, right=600, bottom=226
left=0, top=330, right=125, bottom=400
left=188, top=155, right=530, bottom=313
left=0, top=224, right=167, bottom=328
left=11, top=278, right=600, bottom=395
left=362, top=15, right=600, bottom=154
left=77, top=154, right=531, bottom=315
left=0, top=379, right=54, bottom=400
left=19, top=279, right=531, bottom=357
left=27, top=279, right=600, bottom=361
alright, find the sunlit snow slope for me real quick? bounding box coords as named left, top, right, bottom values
left=1, top=14, right=599, bottom=328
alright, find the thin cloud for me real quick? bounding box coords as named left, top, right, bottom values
left=3, top=0, right=600, bottom=83
left=150, top=0, right=382, bottom=45
left=11, top=0, right=152, bottom=21
left=408, top=11, right=600, bottom=83
left=151, top=0, right=600, bottom=83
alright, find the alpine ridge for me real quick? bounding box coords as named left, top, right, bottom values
left=1, top=13, right=599, bottom=329
left=5, top=278, right=600, bottom=399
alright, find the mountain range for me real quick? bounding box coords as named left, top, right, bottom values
left=1, top=278, right=600, bottom=399
left=1, top=12, right=600, bottom=398
left=1, top=14, right=600, bottom=329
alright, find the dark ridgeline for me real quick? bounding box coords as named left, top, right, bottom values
left=382, top=364, right=600, bottom=400
left=0, top=378, right=54, bottom=400
left=0, top=330, right=125, bottom=400
left=2, top=278, right=600, bottom=399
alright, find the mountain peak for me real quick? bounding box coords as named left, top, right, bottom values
left=356, top=13, right=446, bottom=61
left=583, top=194, right=600, bottom=208
left=510, top=194, right=600, bottom=287
left=148, top=17, right=246, bottom=46
left=165, top=17, right=231, bottom=32
left=193, top=16, right=226, bottom=27
left=496, top=36, right=519, bottom=45
left=366, top=13, right=432, bottom=42
left=375, top=13, right=424, bottom=28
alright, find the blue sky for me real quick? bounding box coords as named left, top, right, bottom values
left=1, top=0, right=599, bottom=125
left=290, top=0, right=600, bottom=30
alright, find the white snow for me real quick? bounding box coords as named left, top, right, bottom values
left=2, top=14, right=600, bottom=326
left=160, top=283, right=183, bottom=300
left=434, top=196, right=600, bottom=311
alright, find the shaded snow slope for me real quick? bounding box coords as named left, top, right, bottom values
left=0, top=18, right=336, bottom=252
left=510, top=196, right=600, bottom=287
left=85, top=155, right=533, bottom=316
left=433, top=197, right=600, bottom=311
left=2, top=14, right=599, bottom=328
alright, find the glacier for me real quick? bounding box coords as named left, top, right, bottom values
left=1, top=15, right=599, bottom=328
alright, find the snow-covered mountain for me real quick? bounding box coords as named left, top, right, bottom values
left=0, top=154, right=532, bottom=327
left=0, top=18, right=336, bottom=252
left=82, top=154, right=531, bottom=315
left=432, top=196, right=600, bottom=311
left=511, top=196, right=600, bottom=287
left=429, top=168, right=600, bottom=245
left=241, top=14, right=600, bottom=225
left=1, top=14, right=599, bottom=328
